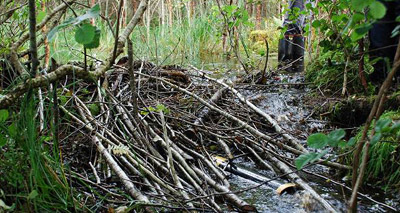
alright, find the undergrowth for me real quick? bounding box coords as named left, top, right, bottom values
left=306, top=51, right=376, bottom=95
left=0, top=91, right=77, bottom=211
left=342, top=110, right=400, bottom=190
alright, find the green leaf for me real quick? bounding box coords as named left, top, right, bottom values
left=351, top=0, right=373, bottom=12
left=37, top=11, right=46, bottom=23
left=369, top=1, right=387, bottom=19
left=338, top=140, right=347, bottom=148
left=306, top=3, right=313, bottom=10
left=156, top=104, right=166, bottom=111
left=352, top=13, right=365, bottom=23
left=307, top=133, right=329, bottom=149
left=47, top=18, right=76, bottom=41
left=140, top=111, right=149, bottom=116
left=312, top=20, right=321, bottom=28
left=0, top=136, right=6, bottom=147
left=295, top=153, right=318, bottom=170
left=75, top=4, right=101, bottom=23
left=75, top=23, right=96, bottom=45
left=0, top=109, right=9, bottom=122
left=351, top=24, right=372, bottom=41
left=27, top=190, right=39, bottom=200
left=392, top=25, right=400, bottom=38
left=391, top=122, right=400, bottom=133
left=88, top=104, right=100, bottom=116
left=328, top=129, right=346, bottom=142
left=347, top=137, right=357, bottom=147
left=370, top=133, right=382, bottom=145
left=375, top=118, right=392, bottom=133
left=84, top=28, right=101, bottom=49
left=8, top=122, right=16, bottom=138
left=295, top=149, right=329, bottom=170
left=48, top=4, right=100, bottom=41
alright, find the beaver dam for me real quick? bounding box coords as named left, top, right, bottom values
left=27, top=59, right=394, bottom=212
left=2, top=1, right=400, bottom=212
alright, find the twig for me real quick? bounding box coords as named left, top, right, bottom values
left=200, top=71, right=307, bottom=152
left=91, top=136, right=151, bottom=205
left=111, top=0, right=124, bottom=65
left=88, top=162, right=100, bottom=184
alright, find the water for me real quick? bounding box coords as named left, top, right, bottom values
left=221, top=70, right=396, bottom=212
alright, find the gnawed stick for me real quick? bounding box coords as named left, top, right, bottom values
left=265, top=153, right=337, bottom=213
left=91, top=136, right=151, bottom=205
left=202, top=73, right=307, bottom=152
left=193, top=167, right=256, bottom=212
left=247, top=146, right=275, bottom=172
left=185, top=86, right=228, bottom=139
left=159, top=110, right=194, bottom=208
left=135, top=72, right=349, bottom=170
left=118, top=156, right=158, bottom=195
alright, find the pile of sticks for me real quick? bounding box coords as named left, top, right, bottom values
left=58, top=60, right=345, bottom=212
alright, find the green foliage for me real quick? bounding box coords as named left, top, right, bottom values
left=306, top=0, right=388, bottom=93
left=213, top=5, right=254, bottom=28
left=140, top=104, right=170, bottom=115
left=48, top=4, right=101, bottom=49
left=88, top=103, right=100, bottom=116
left=341, top=111, right=400, bottom=189
left=0, top=94, right=76, bottom=211
left=75, top=23, right=96, bottom=45
left=295, top=128, right=354, bottom=170
left=306, top=51, right=374, bottom=94
left=140, top=104, right=170, bottom=116
left=295, top=149, right=329, bottom=170
left=0, top=109, right=9, bottom=122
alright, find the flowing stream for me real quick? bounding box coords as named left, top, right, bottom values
left=220, top=71, right=397, bottom=212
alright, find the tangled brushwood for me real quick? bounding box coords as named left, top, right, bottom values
left=39, top=59, right=348, bottom=212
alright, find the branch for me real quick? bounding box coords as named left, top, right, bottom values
left=0, top=65, right=86, bottom=109
left=1, top=0, right=149, bottom=109
left=10, top=1, right=75, bottom=75
left=91, top=0, right=148, bottom=77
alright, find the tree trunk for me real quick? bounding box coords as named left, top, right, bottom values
left=28, top=0, right=38, bottom=77
left=256, top=2, right=262, bottom=30
left=167, top=0, right=173, bottom=26
left=126, top=0, right=137, bottom=22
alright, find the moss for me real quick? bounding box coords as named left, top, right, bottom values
left=248, top=28, right=280, bottom=53
left=306, top=51, right=375, bottom=95
left=88, top=103, right=100, bottom=116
